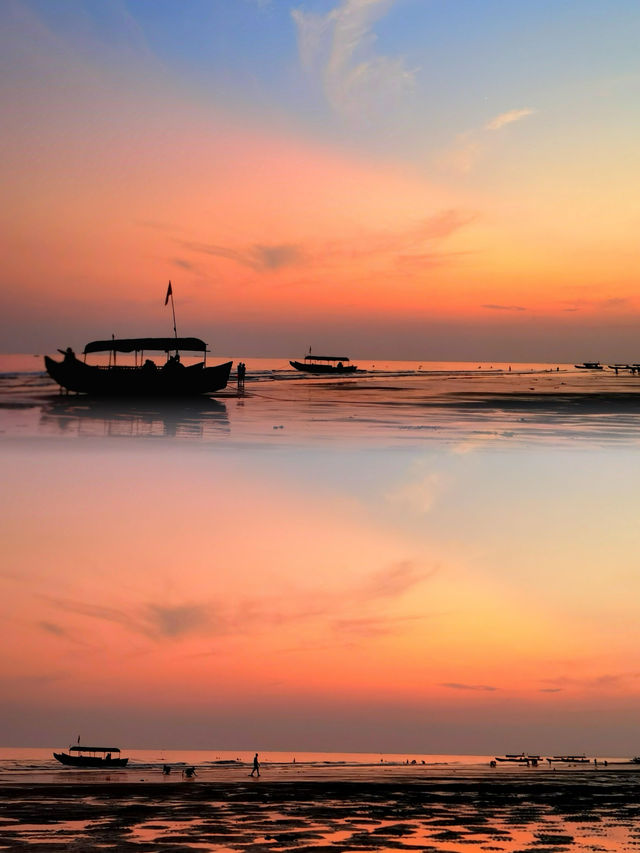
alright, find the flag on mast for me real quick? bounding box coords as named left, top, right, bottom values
left=164, top=281, right=173, bottom=305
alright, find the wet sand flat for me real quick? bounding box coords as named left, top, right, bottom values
left=2, top=772, right=640, bottom=851
left=6, top=366, right=640, bottom=446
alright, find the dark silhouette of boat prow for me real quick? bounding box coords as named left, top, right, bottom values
left=53, top=745, right=128, bottom=768
left=45, top=337, right=232, bottom=396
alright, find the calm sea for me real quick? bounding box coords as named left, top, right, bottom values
left=2, top=354, right=637, bottom=446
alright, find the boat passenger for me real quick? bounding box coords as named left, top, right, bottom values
left=163, top=355, right=184, bottom=371
left=142, top=359, right=157, bottom=372
left=63, top=347, right=75, bottom=363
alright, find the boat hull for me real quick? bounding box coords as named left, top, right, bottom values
left=548, top=757, right=591, bottom=763
left=45, top=356, right=232, bottom=396
left=290, top=360, right=358, bottom=374
left=495, top=757, right=535, bottom=763
left=53, top=752, right=129, bottom=768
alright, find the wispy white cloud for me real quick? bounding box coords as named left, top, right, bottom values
left=439, top=107, right=536, bottom=173
left=485, top=108, right=535, bottom=131
left=292, top=0, right=415, bottom=116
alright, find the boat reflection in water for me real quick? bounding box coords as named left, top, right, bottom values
left=39, top=395, right=229, bottom=440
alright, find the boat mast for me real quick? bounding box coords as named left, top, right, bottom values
left=165, top=281, right=178, bottom=353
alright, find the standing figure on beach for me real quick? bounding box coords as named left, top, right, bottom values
left=251, top=752, right=260, bottom=777
left=237, top=362, right=246, bottom=391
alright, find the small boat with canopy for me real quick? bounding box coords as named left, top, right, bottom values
left=45, top=337, right=232, bottom=396
left=289, top=350, right=358, bottom=374
left=547, top=755, right=591, bottom=764
left=53, top=745, right=129, bottom=768
left=494, top=753, right=542, bottom=765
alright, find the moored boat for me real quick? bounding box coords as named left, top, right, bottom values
left=495, top=753, right=542, bottom=764
left=53, top=745, right=128, bottom=768
left=45, top=337, right=232, bottom=396
left=548, top=755, right=591, bottom=763
left=574, top=362, right=603, bottom=370
left=290, top=351, right=358, bottom=374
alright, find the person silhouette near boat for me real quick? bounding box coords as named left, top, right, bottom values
left=250, top=753, right=260, bottom=777
left=63, top=347, right=75, bottom=363
left=163, top=354, right=184, bottom=372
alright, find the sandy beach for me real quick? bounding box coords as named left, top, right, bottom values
left=2, top=770, right=640, bottom=851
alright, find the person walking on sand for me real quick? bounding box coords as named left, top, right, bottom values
left=250, top=752, right=260, bottom=777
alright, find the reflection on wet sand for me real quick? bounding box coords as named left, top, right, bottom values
left=38, top=396, right=230, bottom=440
left=2, top=773, right=639, bottom=851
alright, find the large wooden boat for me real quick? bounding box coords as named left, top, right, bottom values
left=574, top=362, right=603, bottom=370
left=53, top=745, right=129, bottom=768
left=45, top=337, right=232, bottom=396
left=290, top=352, right=358, bottom=374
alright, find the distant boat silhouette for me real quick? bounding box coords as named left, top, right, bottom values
left=45, top=337, right=232, bottom=396
left=53, top=744, right=128, bottom=768
left=548, top=754, right=591, bottom=764
left=494, top=753, right=542, bottom=764
left=574, top=362, right=603, bottom=370
left=290, top=350, right=358, bottom=374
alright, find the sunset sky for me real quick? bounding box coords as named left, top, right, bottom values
left=3, top=437, right=640, bottom=753
left=2, top=0, right=640, bottom=360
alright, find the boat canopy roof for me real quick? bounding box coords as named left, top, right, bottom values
left=84, top=337, right=207, bottom=354
left=304, top=355, right=350, bottom=362
left=70, top=746, right=121, bottom=753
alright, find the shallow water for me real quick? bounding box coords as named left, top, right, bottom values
left=3, top=358, right=640, bottom=447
